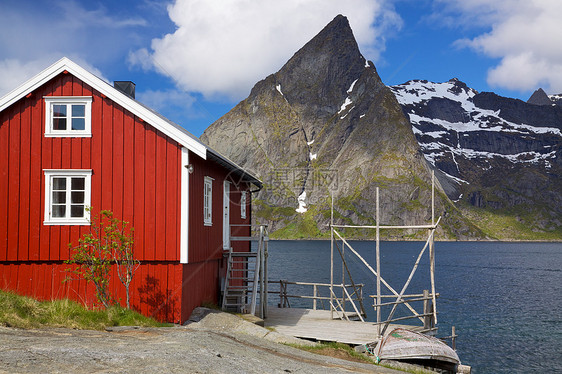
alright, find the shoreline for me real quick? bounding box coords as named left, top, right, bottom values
left=266, top=238, right=562, bottom=243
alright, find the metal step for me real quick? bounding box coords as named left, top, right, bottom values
left=228, top=252, right=258, bottom=257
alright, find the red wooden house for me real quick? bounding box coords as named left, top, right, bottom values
left=0, top=57, right=261, bottom=323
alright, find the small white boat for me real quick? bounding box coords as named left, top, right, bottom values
left=376, top=328, right=460, bottom=373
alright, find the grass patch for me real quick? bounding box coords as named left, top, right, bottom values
left=286, top=341, right=376, bottom=364
left=0, top=289, right=170, bottom=330
left=286, top=341, right=430, bottom=373
left=459, top=203, right=562, bottom=241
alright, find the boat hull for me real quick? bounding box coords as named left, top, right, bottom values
left=376, top=328, right=460, bottom=372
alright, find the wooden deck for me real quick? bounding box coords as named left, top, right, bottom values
left=264, top=308, right=425, bottom=346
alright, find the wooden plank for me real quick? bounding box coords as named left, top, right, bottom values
left=7, top=102, right=21, bottom=261
left=133, top=118, right=145, bottom=259
left=265, top=308, right=425, bottom=346
left=122, top=110, right=134, bottom=222
left=112, top=104, right=124, bottom=218
left=165, top=140, right=178, bottom=261
left=0, top=110, right=9, bottom=261
left=59, top=224, right=70, bottom=261
left=144, top=127, right=156, bottom=261
left=29, top=93, right=42, bottom=261
left=39, top=86, right=52, bottom=260
left=101, top=96, right=113, bottom=210
left=91, top=91, right=103, bottom=211
left=19, top=98, right=31, bottom=261
left=155, top=133, right=167, bottom=261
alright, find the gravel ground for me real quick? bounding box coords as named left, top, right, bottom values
left=0, top=309, right=401, bottom=373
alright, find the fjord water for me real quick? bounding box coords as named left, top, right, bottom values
left=265, top=241, right=562, bottom=373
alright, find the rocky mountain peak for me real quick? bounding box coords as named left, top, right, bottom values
left=527, top=88, right=552, bottom=105
left=202, top=15, right=483, bottom=240
left=269, top=14, right=372, bottom=119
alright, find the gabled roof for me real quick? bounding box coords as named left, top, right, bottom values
left=0, top=57, right=261, bottom=188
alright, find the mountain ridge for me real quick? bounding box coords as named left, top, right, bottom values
left=201, top=15, right=561, bottom=240
left=390, top=78, right=562, bottom=239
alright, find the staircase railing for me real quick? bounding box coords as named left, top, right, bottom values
left=221, top=224, right=268, bottom=318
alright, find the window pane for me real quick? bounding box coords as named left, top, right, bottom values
left=71, top=104, right=85, bottom=117
left=52, top=191, right=66, bottom=204
left=70, top=205, right=84, bottom=217
left=71, top=177, right=85, bottom=190
left=71, top=191, right=84, bottom=204
left=53, top=104, right=66, bottom=117
left=71, top=118, right=85, bottom=130
left=53, top=118, right=67, bottom=130
left=53, top=178, right=66, bottom=190
left=52, top=204, right=66, bottom=217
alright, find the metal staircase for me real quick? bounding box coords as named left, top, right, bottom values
left=221, top=225, right=268, bottom=317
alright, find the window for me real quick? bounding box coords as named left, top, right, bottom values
left=44, top=170, right=92, bottom=225
left=240, top=191, right=247, bottom=219
left=203, top=176, right=213, bottom=226
left=44, top=96, right=92, bottom=137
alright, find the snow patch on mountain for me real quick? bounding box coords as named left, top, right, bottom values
left=296, top=191, right=307, bottom=213
left=338, top=97, right=353, bottom=114
left=392, top=79, right=477, bottom=106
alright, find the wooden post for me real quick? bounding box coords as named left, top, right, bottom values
left=376, top=187, right=381, bottom=337
left=330, top=193, right=334, bottom=319
left=341, top=245, right=345, bottom=309
left=263, top=226, right=268, bottom=318
left=423, top=289, right=431, bottom=330
left=452, top=326, right=457, bottom=350
left=251, top=235, right=261, bottom=316
left=259, top=225, right=265, bottom=318
left=278, top=280, right=283, bottom=308
left=429, top=231, right=437, bottom=325
left=429, top=172, right=437, bottom=325
left=313, top=284, right=317, bottom=310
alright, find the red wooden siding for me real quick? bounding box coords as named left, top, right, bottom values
left=180, top=260, right=221, bottom=322
left=184, top=152, right=252, bottom=313
left=188, top=154, right=252, bottom=263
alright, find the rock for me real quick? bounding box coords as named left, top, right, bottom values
left=527, top=88, right=552, bottom=106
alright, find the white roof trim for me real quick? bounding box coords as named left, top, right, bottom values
left=0, top=57, right=207, bottom=159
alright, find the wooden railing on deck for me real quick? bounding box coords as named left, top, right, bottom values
left=268, top=280, right=366, bottom=321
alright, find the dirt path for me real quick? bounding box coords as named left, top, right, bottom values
left=0, top=311, right=401, bottom=373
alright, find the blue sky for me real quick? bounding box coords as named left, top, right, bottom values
left=1, top=0, right=561, bottom=137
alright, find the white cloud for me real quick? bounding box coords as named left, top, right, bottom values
left=438, top=0, right=562, bottom=94
left=134, top=0, right=402, bottom=100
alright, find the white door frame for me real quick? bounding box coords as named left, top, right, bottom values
left=180, top=147, right=189, bottom=264
left=223, top=180, right=231, bottom=250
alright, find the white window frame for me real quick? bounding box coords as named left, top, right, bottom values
left=44, top=169, right=92, bottom=225
left=44, top=96, right=92, bottom=137
left=240, top=191, right=247, bottom=219
left=203, top=176, right=213, bottom=226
